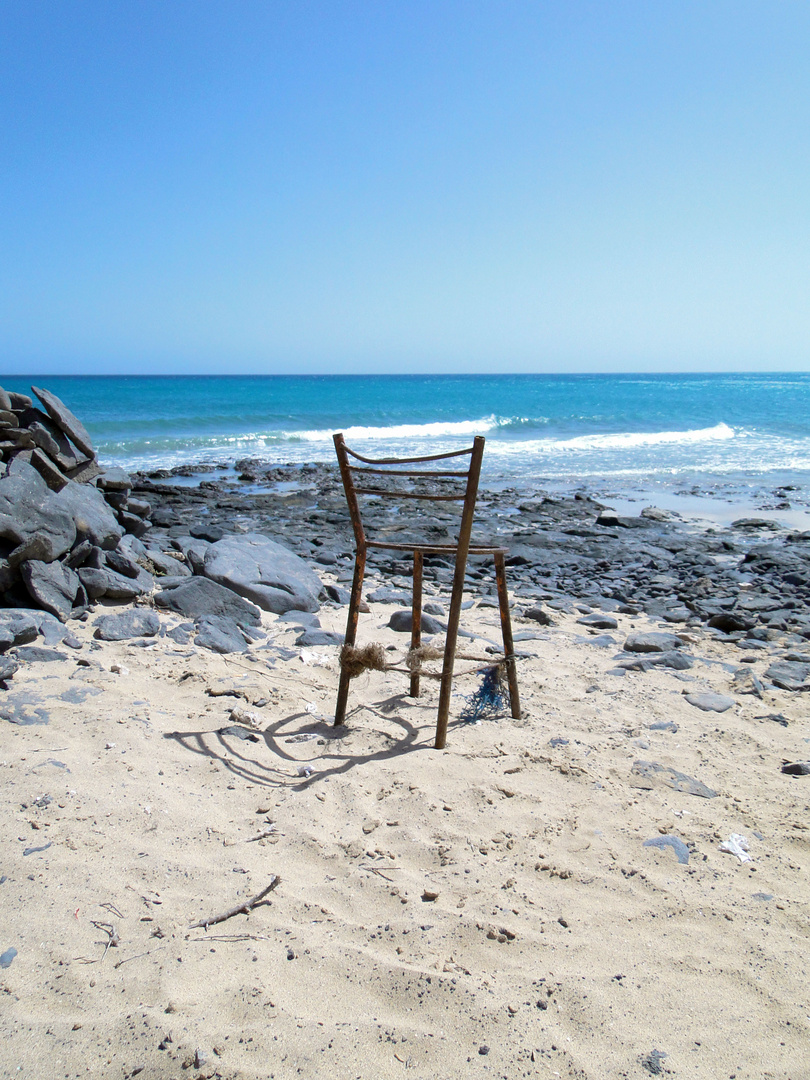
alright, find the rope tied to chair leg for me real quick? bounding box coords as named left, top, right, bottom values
left=339, top=642, right=388, bottom=679
left=340, top=640, right=511, bottom=683
left=405, top=643, right=445, bottom=671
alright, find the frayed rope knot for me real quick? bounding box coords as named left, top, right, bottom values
left=339, top=642, right=388, bottom=678
left=340, top=642, right=447, bottom=680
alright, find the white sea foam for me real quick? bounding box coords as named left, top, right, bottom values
left=290, top=415, right=508, bottom=442
left=486, top=422, right=736, bottom=456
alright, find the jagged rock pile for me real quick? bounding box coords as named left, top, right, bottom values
left=0, top=383, right=155, bottom=620
left=0, top=385, right=328, bottom=681
left=0, top=384, right=152, bottom=537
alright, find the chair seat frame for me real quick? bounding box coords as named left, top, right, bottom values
left=332, top=432, right=521, bottom=749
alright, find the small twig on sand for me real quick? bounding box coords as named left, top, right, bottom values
left=224, top=827, right=277, bottom=847
left=188, top=876, right=281, bottom=930
left=114, top=945, right=167, bottom=969
left=360, top=865, right=401, bottom=882
left=188, top=933, right=271, bottom=943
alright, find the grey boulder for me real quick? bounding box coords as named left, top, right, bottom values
left=78, top=566, right=150, bottom=600
left=154, top=576, right=262, bottom=627
left=20, top=560, right=80, bottom=621
left=295, top=628, right=344, bottom=647
left=203, top=533, right=321, bottom=614
left=52, top=481, right=123, bottom=550
left=624, top=632, right=685, bottom=653
left=0, top=461, right=76, bottom=562
left=94, top=610, right=161, bottom=641
left=765, top=660, right=810, bottom=691
left=0, top=612, right=39, bottom=652
left=388, top=610, right=445, bottom=635
left=195, top=615, right=249, bottom=653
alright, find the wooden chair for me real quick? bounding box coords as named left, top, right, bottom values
left=332, top=432, right=521, bottom=749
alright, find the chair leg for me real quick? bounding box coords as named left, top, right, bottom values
left=334, top=551, right=366, bottom=726
left=409, top=550, right=423, bottom=698
left=494, top=552, right=521, bottom=719
left=435, top=559, right=467, bottom=750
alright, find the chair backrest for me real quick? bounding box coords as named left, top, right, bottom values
left=332, top=432, right=486, bottom=554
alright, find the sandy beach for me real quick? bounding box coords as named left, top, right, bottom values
left=2, top=464, right=810, bottom=1080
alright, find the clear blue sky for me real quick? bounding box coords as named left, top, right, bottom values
left=1, top=1, right=809, bottom=375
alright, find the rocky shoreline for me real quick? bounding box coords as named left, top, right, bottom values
left=123, top=456, right=810, bottom=690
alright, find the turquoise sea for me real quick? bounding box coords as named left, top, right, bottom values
left=3, top=373, right=810, bottom=504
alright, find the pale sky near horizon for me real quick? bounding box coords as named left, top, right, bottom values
left=1, top=1, right=809, bottom=375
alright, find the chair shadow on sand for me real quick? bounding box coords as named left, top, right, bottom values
left=162, top=693, right=460, bottom=791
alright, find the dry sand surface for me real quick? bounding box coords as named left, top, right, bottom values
left=2, top=586, right=809, bottom=1080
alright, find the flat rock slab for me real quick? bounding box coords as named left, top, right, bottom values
left=577, top=613, right=619, bottom=630
left=94, top=610, right=161, bottom=641
left=631, top=760, right=718, bottom=798
left=624, top=632, right=685, bottom=653
left=203, top=533, right=322, bottom=614
left=155, top=576, right=262, bottom=627
left=618, top=650, right=694, bottom=671
left=643, top=835, right=690, bottom=864
left=32, top=385, right=95, bottom=458
left=765, top=660, right=810, bottom=691
left=78, top=566, right=150, bottom=600
left=13, top=646, right=68, bottom=663
left=684, top=692, right=736, bottom=712
left=295, top=629, right=344, bottom=647
left=195, top=615, right=249, bottom=653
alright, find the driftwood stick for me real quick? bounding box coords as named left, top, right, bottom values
left=188, top=876, right=280, bottom=930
